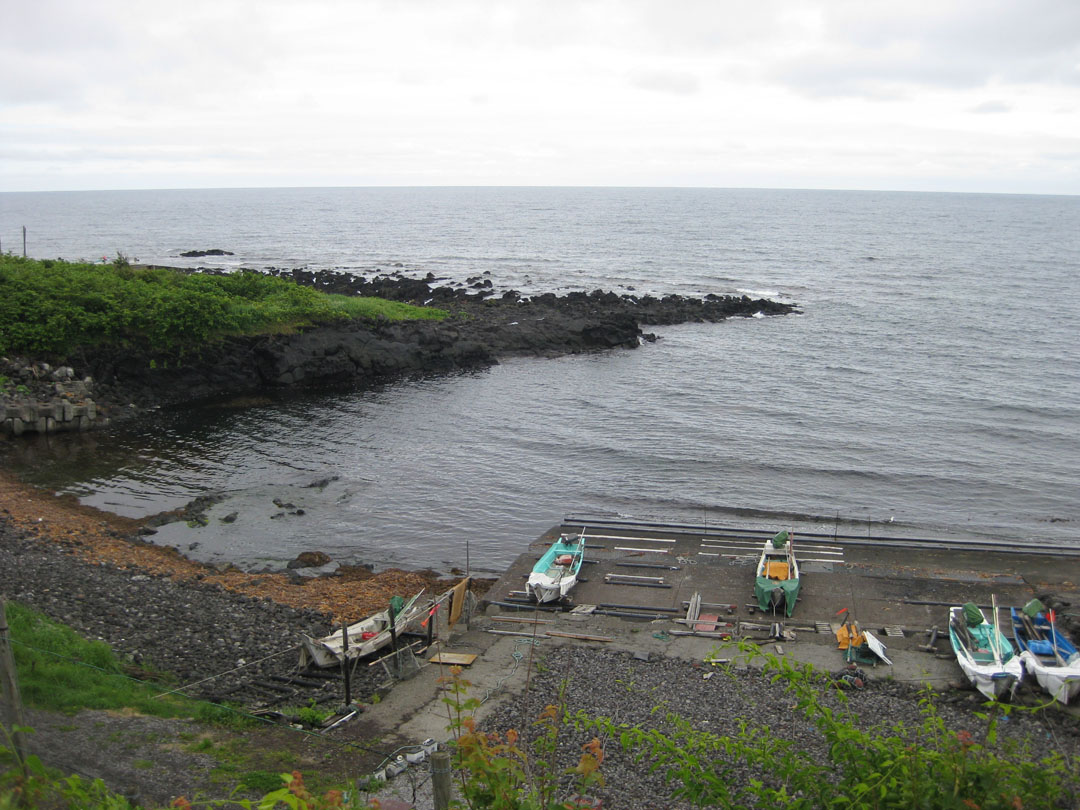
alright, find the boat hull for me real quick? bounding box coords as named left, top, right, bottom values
left=1018, top=652, right=1080, bottom=704
left=1011, top=607, right=1080, bottom=704
left=948, top=605, right=1023, bottom=701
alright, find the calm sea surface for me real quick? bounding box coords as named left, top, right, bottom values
left=1, top=188, right=1078, bottom=572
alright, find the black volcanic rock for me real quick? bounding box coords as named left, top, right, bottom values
left=59, top=270, right=798, bottom=422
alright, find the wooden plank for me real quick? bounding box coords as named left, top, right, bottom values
left=686, top=592, right=701, bottom=623
left=668, top=629, right=733, bottom=638
left=429, top=652, right=478, bottom=666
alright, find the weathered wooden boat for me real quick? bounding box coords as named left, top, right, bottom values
left=755, top=530, right=800, bottom=617
left=1011, top=601, right=1080, bottom=705
left=527, top=532, right=585, bottom=603
left=948, top=601, right=1023, bottom=701
left=299, top=591, right=426, bottom=669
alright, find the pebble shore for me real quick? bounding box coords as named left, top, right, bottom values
left=0, top=516, right=366, bottom=703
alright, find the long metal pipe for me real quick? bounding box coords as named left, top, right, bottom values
left=562, top=515, right=1080, bottom=557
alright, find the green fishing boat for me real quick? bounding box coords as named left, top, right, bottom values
left=755, top=530, right=800, bottom=617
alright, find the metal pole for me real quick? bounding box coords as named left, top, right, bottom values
left=0, top=598, right=28, bottom=763
left=341, top=622, right=351, bottom=707
left=431, top=750, right=451, bottom=810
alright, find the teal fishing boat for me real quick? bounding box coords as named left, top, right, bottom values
left=527, top=532, right=585, bottom=603
left=949, top=600, right=1022, bottom=701
left=755, top=530, right=800, bottom=617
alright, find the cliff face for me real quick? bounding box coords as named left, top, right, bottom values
left=3, top=272, right=798, bottom=433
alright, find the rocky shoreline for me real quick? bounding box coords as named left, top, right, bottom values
left=2, top=269, right=798, bottom=434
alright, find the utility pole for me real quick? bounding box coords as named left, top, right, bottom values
left=0, top=598, right=28, bottom=763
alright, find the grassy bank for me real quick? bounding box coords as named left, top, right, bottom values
left=0, top=255, right=447, bottom=356
left=4, top=600, right=220, bottom=722
left=1, top=601, right=367, bottom=807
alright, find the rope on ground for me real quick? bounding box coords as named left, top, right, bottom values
left=479, top=637, right=541, bottom=705
left=151, top=645, right=301, bottom=699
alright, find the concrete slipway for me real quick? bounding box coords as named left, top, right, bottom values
left=357, top=518, right=1080, bottom=805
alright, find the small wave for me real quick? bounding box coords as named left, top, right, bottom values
left=736, top=288, right=780, bottom=298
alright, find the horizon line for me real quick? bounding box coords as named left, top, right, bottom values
left=3, top=183, right=1077, bottom=198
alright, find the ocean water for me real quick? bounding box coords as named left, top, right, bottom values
left=1, top=187, right=1078, bottom=572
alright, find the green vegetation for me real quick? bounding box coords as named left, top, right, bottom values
left=0, top=737, right=363, bottom=809
left=283, top=701, right=332, bottom=729
left=0, top=739, right=136, bottom=810
left=5, top=601, right=254, bottom=731
left=0, top=255, right=447, bottom=356
left=6, top=601, right=194, bottom=718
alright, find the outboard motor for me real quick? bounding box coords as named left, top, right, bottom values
left=769, top=588, right=784, bottom=615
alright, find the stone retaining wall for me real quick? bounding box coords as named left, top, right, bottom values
left=0, top=396, right=104, bottom=436
left=0, top=359, right=106, bottom=437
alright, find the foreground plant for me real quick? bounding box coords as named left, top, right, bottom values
left=170, top=770, right=370, bottom=809
left=0, top=726, right=134, bottom=809
left=582, top=642, right=1072, bottom=809
left=441, top=665, right=603, bottom=810
left=0, top=737, right=373, bottom=810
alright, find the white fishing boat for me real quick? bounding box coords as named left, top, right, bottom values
left=299, top=591, right=426, bottom=669
left=527, top=532, right=585, bottom=603
left=948, top=601, right=1023, bottom=701
left=1011, top=602, right=1080, bottom=705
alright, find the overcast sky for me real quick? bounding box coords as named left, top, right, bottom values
left=3, top=0, right=1079, bottom=193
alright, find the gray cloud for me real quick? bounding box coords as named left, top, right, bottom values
left=629, top=69, right=701, bottom=95
left=969, top=100, right=1012, bottom=114
left=770, top=1, right=1080, bottom=98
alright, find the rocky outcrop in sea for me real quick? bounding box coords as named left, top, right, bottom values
left=2, top=269, right=798, bottom=433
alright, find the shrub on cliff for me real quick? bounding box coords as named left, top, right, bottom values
left=0, top=256, right=446, bottom=356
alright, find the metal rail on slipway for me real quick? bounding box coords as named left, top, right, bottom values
left=562, top=515, right=1080, bottom=558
